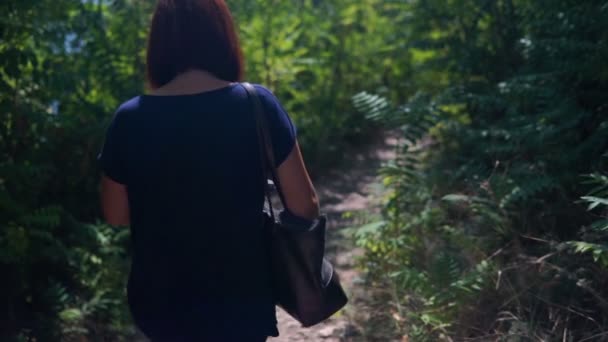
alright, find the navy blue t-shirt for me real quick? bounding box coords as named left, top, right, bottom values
left=99, top=84, right=296, bottom=339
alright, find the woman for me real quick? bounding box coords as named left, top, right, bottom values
left=98, top=0, right=320, bottom=340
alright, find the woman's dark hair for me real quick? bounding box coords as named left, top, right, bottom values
left=146, top=0, right=244, bottom=89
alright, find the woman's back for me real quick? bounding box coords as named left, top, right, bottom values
left=100, top=1, right=320, bottom=340
left=99, top=84, right=296, bottom=340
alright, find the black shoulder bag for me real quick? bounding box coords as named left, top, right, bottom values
left=241, top=82, right=348, bottom=327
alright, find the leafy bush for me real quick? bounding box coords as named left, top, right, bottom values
left=355, top=0, right=608, bottom=340
left=1, top=1, right=147, bottom=339
left=232, top=0, right=405, bottom=168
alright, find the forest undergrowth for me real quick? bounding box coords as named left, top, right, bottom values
left=2, top=0, right=608, bottom=341
left=353, top=0, right=608, bottom=340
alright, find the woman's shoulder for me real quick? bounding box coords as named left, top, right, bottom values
left=243, top=83, right=284, bottom=109
left=250, top=83, right=277, bottom=99
left=111, top=83, right=281, bottom=116
left=105, top=96, right=143, bottom=128
left=115, top=96, right=143, bottom=116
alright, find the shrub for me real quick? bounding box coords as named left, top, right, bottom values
left=355, top=0, right=608, bottom=339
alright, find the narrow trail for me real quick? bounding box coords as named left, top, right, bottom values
left=269, top=134, right=397, bottom=342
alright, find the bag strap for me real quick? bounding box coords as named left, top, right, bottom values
left=241, top=82, right=287, bottom=220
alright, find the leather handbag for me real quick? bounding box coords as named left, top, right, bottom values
left=241, top=82, right=348, bottom=327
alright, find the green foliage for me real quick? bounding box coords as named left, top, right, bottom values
left=231, top=0, right=403, bottom=168
left=356, top=0, right=608, bottom=340
left=564, top=172, right=608, bottom=267
left=1, top=0, right=150, bottom=339
left=5, top=0, right=607, bottom=339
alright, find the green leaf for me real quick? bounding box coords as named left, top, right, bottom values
left=590, top=219, right=608, bottom=232
left=356, top=221, right=386, bottom=237
left=442, top=194, right=470, bottom=203
left=581, top=196, right=608, bottom=211
left=59, top=308, right=83, bottom=322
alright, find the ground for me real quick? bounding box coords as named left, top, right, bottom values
left=268, top=135, right=397, bottom=342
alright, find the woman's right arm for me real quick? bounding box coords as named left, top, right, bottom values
left=276, top=142, right=320, bottom=220
left=253, top=84, right=319, bottom=219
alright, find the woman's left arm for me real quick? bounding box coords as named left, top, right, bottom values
left=101, top=175, right=130, bottom=226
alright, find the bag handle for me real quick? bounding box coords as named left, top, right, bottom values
left=241, top=82, right=287, bottom=220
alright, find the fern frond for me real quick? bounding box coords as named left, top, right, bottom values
left=499, top=175, right=558, bottom=209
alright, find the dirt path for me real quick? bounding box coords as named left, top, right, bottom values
left=268, top=134, right=397, bottom=342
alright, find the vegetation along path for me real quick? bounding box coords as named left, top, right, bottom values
left=269, top=134, right=398, bottom=342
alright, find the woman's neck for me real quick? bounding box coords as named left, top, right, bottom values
left=150, top=70, right=233, bottom=96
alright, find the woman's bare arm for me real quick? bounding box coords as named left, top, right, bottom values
left=101, top=175, right=130, bottom=226
left=276, top=142, right=320, bottom=220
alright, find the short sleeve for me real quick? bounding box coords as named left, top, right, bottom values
left=98, top=109, right=128, bottom=184
left=255, top=85, right=297, bottom=165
